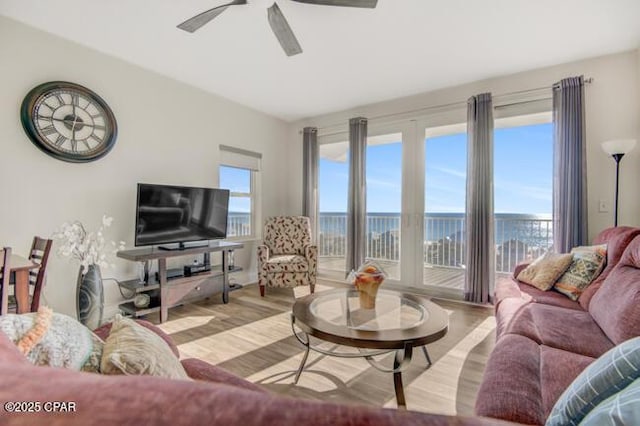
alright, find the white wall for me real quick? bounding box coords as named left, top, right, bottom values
left=290, top=50, right=640, bottom=242
left=0, top=17, right=292, bottom=319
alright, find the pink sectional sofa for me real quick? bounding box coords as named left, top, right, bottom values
left=0, top=317, right=516, bottom=425
left=476, top=226, right=640, bottom=425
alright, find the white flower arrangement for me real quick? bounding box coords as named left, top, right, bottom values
left=53, top=215, right=125, bottom=273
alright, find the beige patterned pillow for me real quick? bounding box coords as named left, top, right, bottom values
left=101, top=315, right=190, bottom=380
left=516, top=252, right=573, bottom=291
left=0, top=311, right=103, bottom=373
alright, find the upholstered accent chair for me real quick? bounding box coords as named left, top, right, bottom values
left=257, top=216, right=317, bottom=297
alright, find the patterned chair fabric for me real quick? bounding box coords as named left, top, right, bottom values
left=257, top=216, right=316, bottom=296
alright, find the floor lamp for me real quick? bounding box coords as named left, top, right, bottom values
left=601, top=139, right=637, bottom=227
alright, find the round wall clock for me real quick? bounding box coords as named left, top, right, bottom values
left=20, top=81, right=118, bottom=163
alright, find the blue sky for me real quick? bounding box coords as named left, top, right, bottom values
left=220, top=165, right=251, bottom=213
left=318, top=123, right=553, bottom=215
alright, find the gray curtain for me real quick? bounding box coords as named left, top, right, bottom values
left=346, top=117, right=367, bottom=274
left=553, top=76, right=587, bottom=253
left=465, top=93, right=495, bottom=304
left=302, top=127, right=319, bottom=241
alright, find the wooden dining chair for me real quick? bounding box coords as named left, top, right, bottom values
left=5, top=237, right=53, bottom=313
left=0, top=247, right=12, bottom=315
left=27, top=237, right=53, bottom=312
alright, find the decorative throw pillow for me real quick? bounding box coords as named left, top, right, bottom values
left=554, top=244, right=607, bottom=301
left=579, top=378, right=640, bottom=425
left=546, top=336, right=640, bottom=426
left=516, top=252, right=574, bottom=291
left=101, top=315, right=190, bottom=380
left=0, top=309, right=103, bottom=373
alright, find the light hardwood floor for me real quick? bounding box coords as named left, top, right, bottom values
left=155, top=280, right=496, bottom=415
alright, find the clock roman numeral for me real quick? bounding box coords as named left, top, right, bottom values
left=81, top=140, right=91, bottom=150
left=71, top=94, right=80, bottom=106
left=86, top=136, right=101, bottom=148
left=37, top=114, right=53, bottom=123
left=54, top=93, right=65, bottom=106
left=40, top=125, right=57, bottom=136
left=70, top=140, right=78, bottom=152
left=44, top=99, right=57, bottom=110
left=54, top=135, right=67, bottom=146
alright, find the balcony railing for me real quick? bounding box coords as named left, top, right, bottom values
left=227, top=213, right=251, bottom=238
left=316, top=213, right=553, bottom=273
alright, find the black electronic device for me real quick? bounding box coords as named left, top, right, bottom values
left=184, top=263, right=211, bottom=277
left=155, top=268, right=185, bottom=281
left=135, top=183, right=230, bottom=248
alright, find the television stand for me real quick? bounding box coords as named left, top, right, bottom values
left=158, top=241, right=210, bottom=251
left=117, top=241, right=243, bottom=323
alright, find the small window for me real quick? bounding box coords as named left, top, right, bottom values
left=220, top=165, right=255, bottom=238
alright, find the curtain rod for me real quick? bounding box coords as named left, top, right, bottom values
left=307, top=77, right=593, bottom=134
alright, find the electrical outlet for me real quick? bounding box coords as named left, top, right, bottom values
left=598, top=199, right=609, bottom=213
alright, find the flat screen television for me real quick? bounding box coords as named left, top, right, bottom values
left=135, top=183, right=230, bottom=248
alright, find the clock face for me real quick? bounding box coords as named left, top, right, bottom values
left=21, top=81, right=117, bottom=163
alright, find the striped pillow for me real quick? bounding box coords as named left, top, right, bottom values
left=580, top=378, right=640, bottom=425
left=546, top=336, right=640, bottom=426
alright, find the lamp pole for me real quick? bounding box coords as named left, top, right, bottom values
left=612, top=153, right=624, bottom=227
left=602, top=139, right=636, bottom=228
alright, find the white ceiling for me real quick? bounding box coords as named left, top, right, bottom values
left=1, top=0, right=639, bottom=122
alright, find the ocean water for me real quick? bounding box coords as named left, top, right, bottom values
left=228, top=211, right=552, bottom=270
left=228, top=211, right=552, bottom=246
left=317, top=212, right=552, bottom=247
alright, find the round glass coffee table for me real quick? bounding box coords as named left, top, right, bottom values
left=291, top=288, right=449, bottom=408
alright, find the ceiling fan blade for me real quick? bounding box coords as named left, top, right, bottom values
left=177, top=0, right=247, bottom=33
left=267, top=3, right=303, bottom=57
left=290, top=0, right=377, bottom=8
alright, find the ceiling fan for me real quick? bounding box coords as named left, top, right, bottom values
left=177, top=0, right=378, bottom=56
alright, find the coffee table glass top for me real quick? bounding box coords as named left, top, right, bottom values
left=309, top=289, right=428, bottom=331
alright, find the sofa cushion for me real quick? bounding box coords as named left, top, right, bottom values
left=503, top=303, right=613, bottom=358
left=589, top=235, right=640, bottom=345
left=475, top=334, right=594, bottom=425
left=0, top=357, right=507, bottom=426
left=516, top=252, right=573, bottom=291
left=579, top=378, right=640, bottom=425
left=494, top=275, right=528, bottom=306
left=546, top=336, right=640, bottom=426
left=539, top=345, right=596, bottom=422
left=475, top=334, right=544, bottom=425
left=494, top=280, right=583, bottom=340
left=518, top=283, right=584, bottom=310
left=579, top=226, right=640, bottom=310
left=495, top=276, right=583, bottom=311
left=101, top=315, right=190, bottom=380
left=495, top=296, right=530, bottom=339
left=553, top=244, right=607, bottom=301
left=264, top=255, right=309, bottom=272
left=181, top=358, right=266, bottom=393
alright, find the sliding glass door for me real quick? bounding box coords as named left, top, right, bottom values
left=423, top=129, right=467, bottom=293
left=317, top=124, right=414, bottom=283
left=317, top=140, right=349, bottom=274
left=493, top=121, right=553, bottom=274
left=365, top=131, right=404, bottom=281
left=418, top=117, right=553, bottom=295
left=315, top=114, right=552, bottom=296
